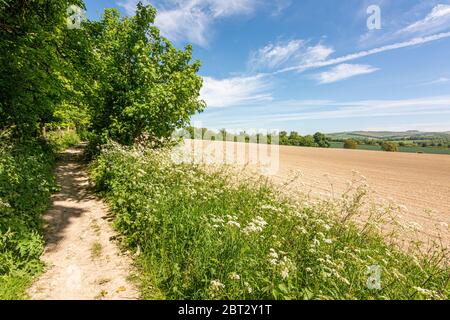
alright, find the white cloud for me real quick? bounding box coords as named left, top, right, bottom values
left=117, top=0, right=142, bottom=15
left=235, top=96, right=450, bottom=122
left=249, top=40, right=334, bottom=71
left=277, top=31, right=450, bottom=74
left=200, top=74, right=273, bottom=108
left=412, top=77, right=450, bottom=87
left=429, top=77, right=450, bottom=84
left=314, top=64, right=379, bottom=84
left=118, top=0, right=257, bottom=46
left=272, top=0, right=292, bottom=16
left=249, top=40, right=304, bottom=70
left=400, top=4, right=450, bottom=35
left=299, top=44, right=334, bottom=65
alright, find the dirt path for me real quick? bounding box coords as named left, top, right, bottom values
left=27, top=146, right=139, bottom=300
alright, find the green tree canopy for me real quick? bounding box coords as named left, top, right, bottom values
left=85, top=4, right=205, bottom=145
left=313, top=132, right=330, bottom=148
left=0, top=0, right=87, bottom=136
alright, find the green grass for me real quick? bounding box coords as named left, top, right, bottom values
left=329, top=141, right=450, bottom=155
left=91, top=142, right=450, bottom=300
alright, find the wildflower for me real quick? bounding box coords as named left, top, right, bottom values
left=281, top=268, right=289, bottom=279
left=242, top=217, right=268, bottom=235
left=244, top=282, right=253, bottom=294
left=414, top=287, right=438, bottom=298
left=211, top=217, right=225, bottom=224
left=305, top=267, right=312, bottom=273
left=0, top=199, right=11, bottom=208
left=254, top=216, right=268, bottom=227
left=227, top=221, right=241, bottom=228
left=261, top=204, right=283, bottom=213
left=229, top=272, right=240, bottom=280
left=296, top=226, right=307, bottom=234
left=269, top=259, right=278, bottom=266
left=210, top=280, right=225, bottom=291
left=324, top=239, right=333, bottom=244
left=269, top=248, right=278, bottom=259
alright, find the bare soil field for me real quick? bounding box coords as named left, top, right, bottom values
left=186, top=140, right=450, bottom=248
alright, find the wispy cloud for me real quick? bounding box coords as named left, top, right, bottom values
left=411, top=77, right=450, bottom=87
left=200, top=74, right=273, bottom=108
left=118, top=0, right=257, bottom=46
left=360, top=4, right=450, bottom=46
left=399, top=4, right=450, bottom=36
left=223, top=96, right=450, bottom=123
left=277, top=32, right=450, bottom=74
left=249, top=40, right=334, bottom=71
left=272, top=0, right=292, bottom=16
left=249, top=40, right=304, bottom=70
left=313, top=64, right=379, bottom=84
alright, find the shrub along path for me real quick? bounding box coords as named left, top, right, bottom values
left=27, top=145, right=138, bottom=300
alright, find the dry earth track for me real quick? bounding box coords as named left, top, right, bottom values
left=27, top=146, right=138, bottom=300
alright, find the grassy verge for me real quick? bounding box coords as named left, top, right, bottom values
left=91, top=142, right=449, bottom=300
left=0, top=130, right=81, bottom=299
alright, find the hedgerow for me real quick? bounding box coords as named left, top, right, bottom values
left=0, top=137, right=56, bottom=299
left=91, top=142, right=449, bottom=300
left=0, top=130, right=81, bottom=299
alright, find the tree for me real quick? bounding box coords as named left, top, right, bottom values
left=381, top=141, right=399, bottom=152
left=0, top=0, right=87, bottom=137
left=301, top=135, right=315, bottom=147
left=288, top=131, right=301, bottom=146
left=219, top=129, right=227, bottom=141
left=313, top=132, right=330, bottom=148
left=344, top=139, right=358, bottom=149
left=279, top=131, right=289, bottom=145
left=85, top=4, right=205, bottom=145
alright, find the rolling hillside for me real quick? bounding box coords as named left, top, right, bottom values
left=326, top=131, right=450, bottom=140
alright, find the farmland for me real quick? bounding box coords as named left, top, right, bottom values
left=329, top=141, right=450, bottom=155
left=189, top=140, right=450, bottom=248
left=90, top=141, right=450, bottom=299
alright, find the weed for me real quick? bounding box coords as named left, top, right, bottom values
left=90, top=242, right=102, bottom=259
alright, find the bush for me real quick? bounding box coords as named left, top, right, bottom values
left=343, top=139, right=358, bottom=149
left=0, top=137, right=57, bottom=299
left=91, top=142, right=449, bottom=300
left=381, top=142, right=399, bottom=152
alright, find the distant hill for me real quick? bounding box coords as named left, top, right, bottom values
left=326, top=131, right=450, bottom=141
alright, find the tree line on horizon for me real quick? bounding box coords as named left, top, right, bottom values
left=184, top=127, right=331, bottom=148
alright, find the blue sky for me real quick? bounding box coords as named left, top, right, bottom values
left=84, top=0, right=450, bottom=134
